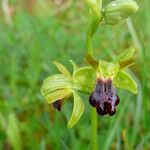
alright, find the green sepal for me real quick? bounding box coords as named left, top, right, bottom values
left=41, top=74, right=71, bottom=96
left=68, top=91, right=85, bottom=128
left=45, top=89, right=72, bottom=104
left=112, top=47, right=135, bottom=69
left=98, top=60, right=119, bottom=78
left=53, top=61, right=72, bottom=78
left=73, top=66, right=96, bottom=93
left=113, top=71, right=137, bottom=94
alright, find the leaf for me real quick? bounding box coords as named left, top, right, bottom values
left=41, top=74, right=71, bottom=96
left=45, top=89, right=72, bottom=104
left=7, top=113, right=22, bottom=150
left=113, top=71, right=137, bottom=94
left=68, top=92, right=85, bottom=128
left=53, top=61, right=72, bottom=78
left=112, top=48, right=135, bottom=69
left=98, top=60, right=119, bottom=78
left=73, top=66, right=96, bottom=93
left=0, top=113, right=5, bottom=130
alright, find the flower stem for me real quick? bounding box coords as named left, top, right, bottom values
left=86, top=0, right=103, bottom=57
left=55, top=112, right=61, bottom=150
left=97, top=0, right=103, bottom=10
left=85, top=1, right=103, bottom=149
left=86, top=26, right=98, bottom=150
left=91, top=107, right=98, bottom=150
left=86, top=35, right=93, bottom=56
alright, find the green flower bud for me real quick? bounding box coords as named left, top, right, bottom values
left=103, top=0, right=139, bottom=25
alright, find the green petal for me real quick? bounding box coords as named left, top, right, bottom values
left=73, top=66, right=96, bottom=93
left=113, top=71, right=137, bottom=94
left=68, top=91, right=85, bottom=128
left=69, top=59, right=78, bottom=73
left=41, top=74, right=71, bottom=96
left=112, top=47, right=135, bottom=69
left=45, top=89, right=72, bottom=104
left=98, top=60, right=119, bottom=78
left=85, top=54, right=99, bottom=69
left=53, top=61, right=72, bottom=78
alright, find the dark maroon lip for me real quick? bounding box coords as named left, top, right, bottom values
left=89, top=78, right=120, bottom=116
left=53, top=100, right=63, bottom=111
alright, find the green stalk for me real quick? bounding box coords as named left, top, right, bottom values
left=84, top=0, right=100, bottom=17
left=91, top=107, right=98, bottom=150
left=87, top=30, right=98, bottom=149
left=86, top=35, right=93, bottom=56
left=97, top=0, right=103, bottom=10
left=86, top=11, right=98, bottom=150
left=87, top=15, right=98, bottom=149
left=85, top=1, right=103, bottom=149
left=55, top=112, right=61, bottom=150
left=87, top=27, right=98, bottom=149
left=86, top=0, right=103, bottom=56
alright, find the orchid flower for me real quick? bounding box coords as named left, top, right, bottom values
left=41, top=48, right=137, bottom=127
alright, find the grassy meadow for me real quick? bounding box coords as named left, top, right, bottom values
left=0, top=0, right=150, bottom=149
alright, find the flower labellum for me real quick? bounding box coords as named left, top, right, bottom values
left=53, top=100, right=63, bottom=111
left=89, top=78, right=119, bottom=116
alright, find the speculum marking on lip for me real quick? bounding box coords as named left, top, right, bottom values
left=89, top=78, right=120, bottom=116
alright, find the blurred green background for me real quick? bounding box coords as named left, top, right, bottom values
left=0, top=0, right=149, bottom=149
